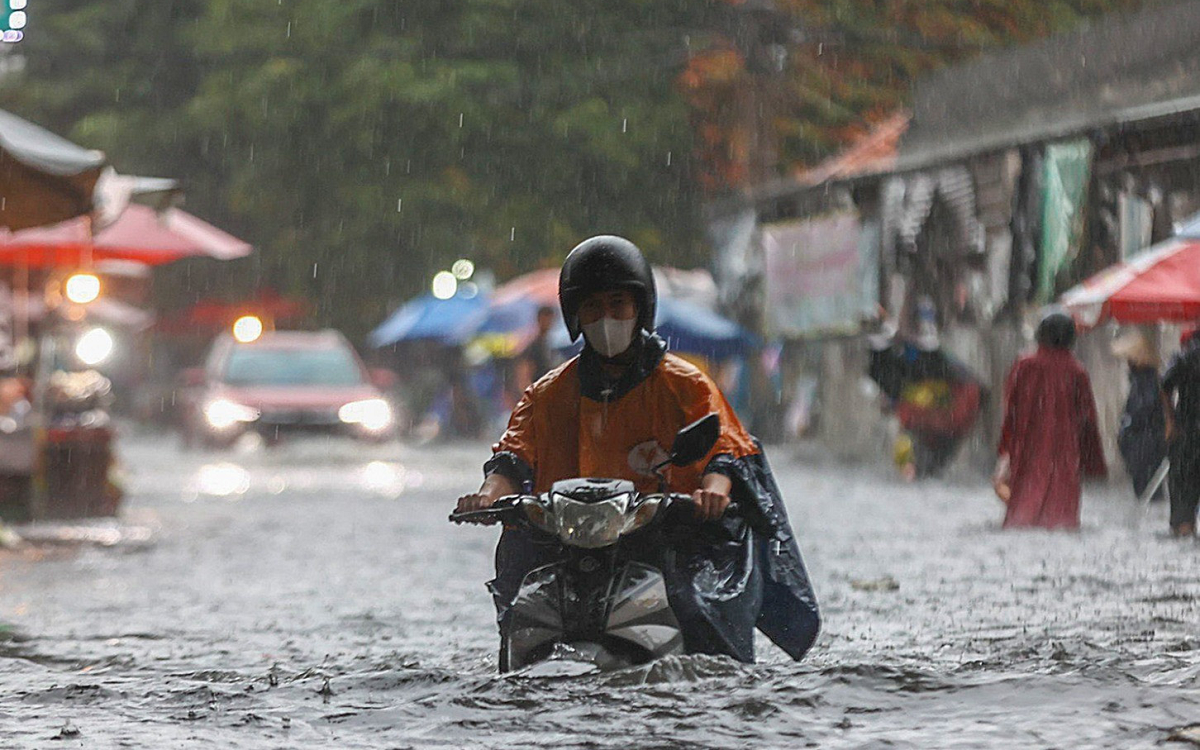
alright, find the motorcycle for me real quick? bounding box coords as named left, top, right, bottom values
left=450, top=413, right=720, bottom=674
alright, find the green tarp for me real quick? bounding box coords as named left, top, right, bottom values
left=1038, top=139, right=1092, bottom=302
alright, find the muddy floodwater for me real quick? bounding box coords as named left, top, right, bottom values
left=1, top=431, right=1198, bottom=748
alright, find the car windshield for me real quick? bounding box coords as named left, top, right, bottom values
left=222, top=347, right=363, bottom=387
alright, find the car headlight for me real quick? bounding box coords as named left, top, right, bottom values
left=552, top=493, right=631, bottom=548
left=338, top=398, right=393, bottom=431
left=204, top=399, right=260, bottom=430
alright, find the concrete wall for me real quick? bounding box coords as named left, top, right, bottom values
left=816, top=338, right=890, bottom=461
left=1075, top=326, right=1128, bottom=479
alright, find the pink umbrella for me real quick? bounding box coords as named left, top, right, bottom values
left=491, top=267, right=560, bottom=306
left=0, top=204, right=252, bottom=267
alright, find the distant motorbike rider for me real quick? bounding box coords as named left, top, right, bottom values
left=455, top=235, right=820, bottom=664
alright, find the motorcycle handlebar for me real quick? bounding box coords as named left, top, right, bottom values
left=448, top=492, right=733, bottom=526
left=646, top=492, right=695, bottom=504
left=448, top=494, right=537, bottom=525
left=447, top=508, right=508, bottom=524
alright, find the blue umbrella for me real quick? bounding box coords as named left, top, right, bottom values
left=368, top=292, right=489, bottom=348
left=547, top=297, right=756, bottom=360
left=656, top=297, right=757, bottom=360
left=473, top=297, right=545, bottom=336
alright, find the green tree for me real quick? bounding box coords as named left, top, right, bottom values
left=5, top=0, right=718, bottom=336
left=682, top=0, right=1150, bottom=189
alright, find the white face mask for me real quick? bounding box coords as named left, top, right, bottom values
left=582, top=316, right=637, bottom=358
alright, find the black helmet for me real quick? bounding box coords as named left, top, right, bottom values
left=1036, top=307, right=1076, bottom=349
left=559, top=235, right=656, bottom=341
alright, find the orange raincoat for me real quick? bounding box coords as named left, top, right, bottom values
left=493, top=351, right=756, bottom=494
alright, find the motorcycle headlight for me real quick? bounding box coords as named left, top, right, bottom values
left=552, top=493, right=631, bottom=549
left=338, top=398, right=393, bottom=431
left=204, top=399, right=260, bottom=430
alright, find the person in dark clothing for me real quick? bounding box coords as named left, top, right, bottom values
left=515, top=305, right=558, bottom=390
left=1161, top=327, right=1200, bottom=537
left=1112, top=330, right=1166, bottom=502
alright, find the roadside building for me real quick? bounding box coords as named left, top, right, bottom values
left=709, top=0, right=1200, bottom=472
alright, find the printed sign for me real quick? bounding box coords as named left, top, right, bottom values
left=761, top=212, right=877, bottom=337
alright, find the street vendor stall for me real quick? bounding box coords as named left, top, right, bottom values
left=0, top=109, right=107, bottom=522
left=0, top=203, right=252, bottom=521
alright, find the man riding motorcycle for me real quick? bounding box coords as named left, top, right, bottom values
left=455, top=235, right=820, bottom=664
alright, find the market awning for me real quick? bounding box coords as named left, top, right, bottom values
left=0, top=108, right=107, bottom=231
left=0, top=204, right=252, bottom=267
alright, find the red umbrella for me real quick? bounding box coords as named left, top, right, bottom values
left=0, top=204, right=252, bottom=267
left=1060, top=236, right=1200, bottom=326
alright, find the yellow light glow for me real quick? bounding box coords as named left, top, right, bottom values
left=451, top=259, right=475, bottom=280
left=64, top=273, right=101, bottom=304
left=232, top=315, right=264, bottom=343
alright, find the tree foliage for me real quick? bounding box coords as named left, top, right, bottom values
left=683, top=0, right=1150, bottom=189
left=0, top=0, right=1150, bottom=337
left=5, top=0, right=716, bottom=333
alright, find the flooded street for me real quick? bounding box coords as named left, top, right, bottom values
left=1, top=431, right=1198, bottom=748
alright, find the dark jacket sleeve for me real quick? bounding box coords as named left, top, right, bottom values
left=483, top=451, right=534, bottom=492
left=867, top=346, right=904, bottom=402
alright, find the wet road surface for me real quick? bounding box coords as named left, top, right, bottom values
left=1, top=430, right=1198, bottom=748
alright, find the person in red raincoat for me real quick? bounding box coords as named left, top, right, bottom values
left=996, top=309, right=1106, bottom=529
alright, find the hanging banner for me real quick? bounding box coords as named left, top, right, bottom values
left=761, top=211, right=875, bottom=337
left=1038, top=139, right=1092, bottom=301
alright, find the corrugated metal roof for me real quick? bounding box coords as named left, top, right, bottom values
left=897, top=0, right=1200, bottom=172
left=794, top=113, right=909, bottom=187
left=742, top=113, right=908, bottom=208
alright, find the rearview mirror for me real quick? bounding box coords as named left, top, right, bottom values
left=670, top=413, right=720, bottom=467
